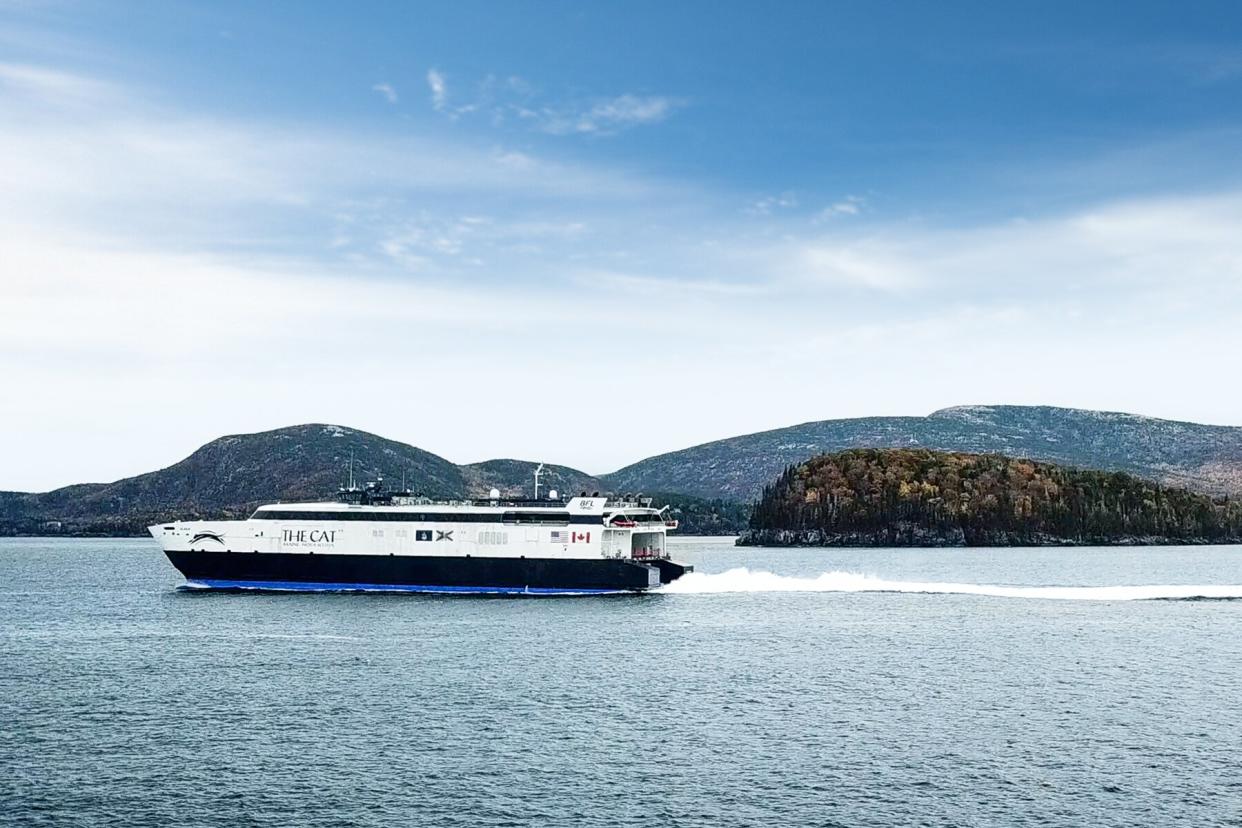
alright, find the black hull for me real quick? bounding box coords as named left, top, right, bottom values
left=165, top=550, right=692, bottom=594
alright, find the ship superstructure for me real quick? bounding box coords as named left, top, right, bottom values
left=150, top=470, right=691, bottom=594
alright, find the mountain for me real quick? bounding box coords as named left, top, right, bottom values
left=740, top=448, right=1242, bottom=547
left=7, top=404, right=1242, bottom=536
left=604, top=405, right=1242, bottom=501
left=1, top=424, right=467, bottom=535
left=0, top=425, right=707, bottom=536
left=460, top=460, right=606, bottom=499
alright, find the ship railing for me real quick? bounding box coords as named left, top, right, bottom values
left=607, top=516, right=677, bottom=528
left=604, top=497, right=655, bottom=508
left=468, top=498, right=568, bottom=508
left=630, top=548, right=669, bottom=560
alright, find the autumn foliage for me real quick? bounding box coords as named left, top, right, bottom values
left=748, top=449, right=1242, bottom=545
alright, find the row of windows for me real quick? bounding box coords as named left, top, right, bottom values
left=501, top=512, right=572, bottom=525
left=377, top=530, right=438, bottom=541
left=253, top=510, right=599, bottom=525
left=365, top=528, right=506, bottom=544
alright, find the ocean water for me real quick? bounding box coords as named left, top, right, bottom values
left=3, top=538, right=1242, bottom=827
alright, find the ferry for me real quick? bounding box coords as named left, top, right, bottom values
left=149, top=467, right=692, bottom=594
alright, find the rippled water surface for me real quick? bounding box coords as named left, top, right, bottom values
left=3, top=538, right=1242, bottom=827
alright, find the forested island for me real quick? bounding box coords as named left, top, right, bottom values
left=739, top=449, right=1242, bottom=547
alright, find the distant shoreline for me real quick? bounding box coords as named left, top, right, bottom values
left=0, top=532, right=149, bottom=540
left=4, top=532, right=1238, bottom=548
left=737, top=529, right=1242, bottom=548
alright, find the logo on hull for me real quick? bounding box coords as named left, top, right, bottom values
left=282, top=529, right=338, bottom=545
left=190, top=531, right=226, bottom=545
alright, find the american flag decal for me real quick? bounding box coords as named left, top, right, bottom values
left=550, top=530, right=568, bottom=544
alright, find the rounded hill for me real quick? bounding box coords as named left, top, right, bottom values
left=741, top=448, right=1242, bottom=547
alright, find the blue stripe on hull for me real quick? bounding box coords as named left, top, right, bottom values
left=182, top=578, right=628, bottom=595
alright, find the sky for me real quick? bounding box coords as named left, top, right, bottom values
left=3, top=1, right=1242, bottom=491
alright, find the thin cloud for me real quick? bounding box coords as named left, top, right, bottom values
left=814, top=196, right=864, bottom=221
left=580, top=94, right=678, bottom=130
left=748, top=192, right=799, bottom=216
left=779, top=191, right=1242, bottom=300
left=576, top=269, right=768, bottom=297
left=539, top=94, right=682, bottom=135
left=422, top=67, right=682, bottom=135
left=792, top=243, right=916, bottom=292
left=0, top=61, right=118, bottom=106
left=371, top=82, right=397, bottom=104
left=426, top=68, right=447, bottom=111
left=0, top=63, right=666, bottom=249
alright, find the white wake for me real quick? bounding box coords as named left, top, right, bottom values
left=658, top=567, right=1242, bottom=601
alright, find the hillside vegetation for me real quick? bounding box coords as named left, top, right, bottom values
left=654, top=493, right=750, bottom=535
left=460, top=460, right=606, bottom=500
left=3, top=425, right=468, bottom=536
left=0, top=425, right=747, bottom=536
left=740, top=448, right=1242, bottom=547
left=607, top=405, right=1242, bottom=500
left=9, top=405, right=1242, bottom=538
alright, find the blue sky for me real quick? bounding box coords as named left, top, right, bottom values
left=3, top=1, right=1242, bottom=490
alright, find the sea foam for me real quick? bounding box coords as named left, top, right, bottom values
left=658, top=567, right=1242, bottom=601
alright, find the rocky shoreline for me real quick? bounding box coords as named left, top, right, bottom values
left=737, top=526, right=1238, bottom=547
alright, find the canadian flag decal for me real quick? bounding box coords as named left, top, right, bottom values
left=571, top=531, right=591, bottom=543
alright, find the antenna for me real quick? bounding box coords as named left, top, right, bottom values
left=533, top=463, right=545, bottom=500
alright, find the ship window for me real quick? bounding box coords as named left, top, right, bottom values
left=501, top=511, right=571, bottom=526
left=478, top=530, right=509, bottom=545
